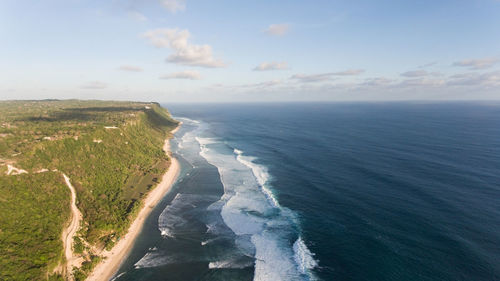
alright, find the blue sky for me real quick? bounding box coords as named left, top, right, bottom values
left=1, top=0, right=499, bottom=102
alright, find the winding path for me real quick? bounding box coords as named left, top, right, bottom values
left=61, top=173, right=83, bottom=280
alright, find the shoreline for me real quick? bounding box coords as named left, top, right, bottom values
left=86, top=124, right=181, bottom=281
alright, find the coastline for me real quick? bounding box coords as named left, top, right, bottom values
left=86, top=124, right=181, bottom=281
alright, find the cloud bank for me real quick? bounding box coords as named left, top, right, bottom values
left=291, top=73, right=336, bottom=83
left=253, top=62, right=289, bottom=71
left=448, top=71, right=500, bottom=87
left=207, top=68, right=500, bottom=101
left=160, top=70, right=201, bottom=80
left=401, top=70, right=429, bottom=77
left=333, top=69, right=365, bottom=76
left=453, top=57, right=499, bottom=70
left=290, top=69, right=364, bottom=83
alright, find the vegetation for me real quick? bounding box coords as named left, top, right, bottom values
left=0, top=100, right=178, bottom=280
left=72, top=255, right=101, bottom=281
left=0, top=172, right=70, bottom=280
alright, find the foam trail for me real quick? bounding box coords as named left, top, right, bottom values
left=134, top=252, right=170, bottom=269
left=110, top=272, right=125, bottom=281
left=293, top=237, right=318, bottom=275
left=234, top=149, right=280, bottom=208
left=158, top=193, right=194, bottom=238
left=201, top=238, right=218, bottom=245
left=209, top=259, right=253, bottom=269
left=174, top=116, right=200, bottom=124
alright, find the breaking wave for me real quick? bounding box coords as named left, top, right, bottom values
left=293, top=237, right=318, bottom=275
left=196, top=136, right=318, bottom=280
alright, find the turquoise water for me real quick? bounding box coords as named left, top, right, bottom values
left=114, top=103, right=500, bottom=281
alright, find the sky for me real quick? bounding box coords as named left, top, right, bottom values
left=1, top=0, right=500, bottom=102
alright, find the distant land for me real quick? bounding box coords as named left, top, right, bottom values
left=0, top=100, right=178, bottom=281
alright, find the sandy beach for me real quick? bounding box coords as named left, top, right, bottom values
left=86, top=125, right=181, bottom=281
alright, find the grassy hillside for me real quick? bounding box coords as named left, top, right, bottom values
left=0, top=100, right=178, bottom=280
left=0, top=172, right=70, bottom=281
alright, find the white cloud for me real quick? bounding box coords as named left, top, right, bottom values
left=418, top=61, right=437, bottom=68
left=118, top=65, right=143, bottom=72
left=209, top=79, right=282, bottom=90
left=80, top=81, right=107, bottom=89
left=160, top=70, right=201, bottom=80
left=291, top=73, right=335, bottom=83
left=253, top=62, right=289, bottom=71
left=128, top=11, right=148, bottom=21
left=333, top=69, right=365, bottom=76
left=290, top=69, right=364, bottom=83
left=400, top=78, right=445, bottom=87
left=160, top=0, right=186, bottom=13
left=360, top=77, right=394, bottom=87
left=453, top=57, right=499, bottom=70
left=265, top=24, right=290, bottom=36
left=448, top=71, right=500, bottom=86
left=142, top=28, right=225, bottom=68
left=241, top=80, right=282, bottom=88
left=401, top=70, right=428, bottom=77
left=362, top=72, right=499, bottom=89
left=197, top=70, right=500, bottom=101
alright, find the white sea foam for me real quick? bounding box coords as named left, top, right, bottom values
left=234, top=149, right=280, bottom=208
left=110, top=272, right=125, bottom=281
left=195, top=136, right=218, bottom=145
left=252, top=233, right=302, bottom=281
left=158, top=193, right=194, bottom=238
left=205, top=223, right=219, bottom=234
left=134, top=252, right=171, bottom=269
left=208, top=260, right=232, bottom=269
left=201, top=237, right=218, bottom=245
left=181, top=132, right=190, bottom=144
left=134, top=248, right=197, bottom=269
left=208, top=259, right=253, bottom=269
left=293, top=237, right=318, bottom=275
left=159, top=191, right=221, bottom=240
left=195, top=134, right=318, bottom=281
left=174, top=116, right=200, bottom=124
left=160, top=229, right=175, bottom=238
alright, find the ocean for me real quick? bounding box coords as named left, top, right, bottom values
left=113, top=102, right=500, bottom=281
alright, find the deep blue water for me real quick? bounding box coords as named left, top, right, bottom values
left=115, top=102, right=500, bottom=281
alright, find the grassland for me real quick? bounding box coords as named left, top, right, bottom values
left=0, top=100, right=178, bottom=280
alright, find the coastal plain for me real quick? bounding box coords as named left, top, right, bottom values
left=0, top=100, right=178, bottom=281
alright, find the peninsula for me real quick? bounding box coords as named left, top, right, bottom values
left=0, top=100, right=179, bottom=281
